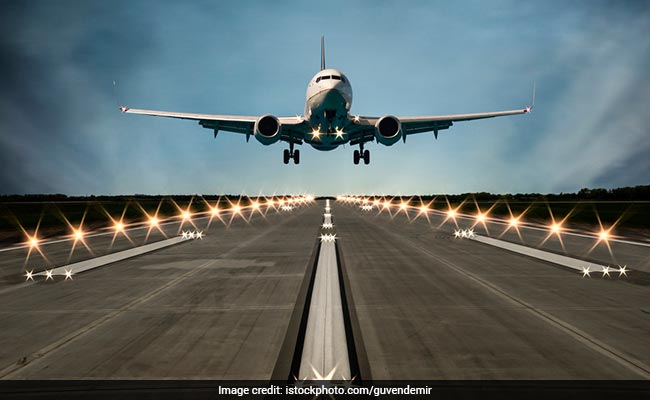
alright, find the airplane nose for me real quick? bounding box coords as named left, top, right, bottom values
left=322, top=80, right=340, bottom=89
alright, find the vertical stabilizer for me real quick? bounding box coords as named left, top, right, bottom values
left=321, top=35, right=326, bottom=71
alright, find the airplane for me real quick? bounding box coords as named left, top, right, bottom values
left=119, top=36, right=534, bottom=165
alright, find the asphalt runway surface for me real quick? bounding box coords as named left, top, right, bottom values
left=0, top=200, right=649, bottom=380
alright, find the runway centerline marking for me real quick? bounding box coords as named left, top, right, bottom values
left=298, top=202, right=351, bottom=381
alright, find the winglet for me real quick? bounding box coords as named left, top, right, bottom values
left=113, top=81, right=129, bottom=113
left=321, top=35, right=326, bottom=71
left=525, top=81, right=536, bottom=113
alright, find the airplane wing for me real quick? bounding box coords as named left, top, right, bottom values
left=346, top=84, right=535, bottom=144
left=120, top=107, right=308, bottom=142
left=346, top=107, right=532, bottom=145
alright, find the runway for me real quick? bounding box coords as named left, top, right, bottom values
left=0, top=199, right=649, bottom=380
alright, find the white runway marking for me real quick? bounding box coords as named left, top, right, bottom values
left=299, top=239, right=350, bottom=380
left=471, top=234, right=614, bottom=274
left=323, top=214, right=332, bottom=225
left=33, top=236, right=188, bottom=278
left=299, top=203, right=350, bottom=381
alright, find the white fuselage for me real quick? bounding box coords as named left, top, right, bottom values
left=304, top=68, right=353, bottom=150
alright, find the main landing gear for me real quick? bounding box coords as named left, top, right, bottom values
left=353, top=143, right=370, bottom=165
left=283, top=142, right=300, bottom=164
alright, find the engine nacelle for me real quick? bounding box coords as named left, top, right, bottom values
left=254, top=114, right=282, bottom=145
left=374, top=115, right=402, bottom=146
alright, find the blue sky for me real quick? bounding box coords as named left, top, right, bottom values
left=1, top=0, right=648, bottom=195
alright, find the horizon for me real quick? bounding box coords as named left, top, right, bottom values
left=1, top=184, right=648, bottom=199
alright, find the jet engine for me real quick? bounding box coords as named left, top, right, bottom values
left=254, top=114, right=282, bottom=145
left=374, top=115, right=402, bottom=145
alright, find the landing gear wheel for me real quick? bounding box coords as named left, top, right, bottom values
left=283, top=149, right=290, bottom=164
left=293, top=149, right=300, bottom=164
left=363, top=149, right=370, bottom=165
left=353, top=150, right=360, bottom=165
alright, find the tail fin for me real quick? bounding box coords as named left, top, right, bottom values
left=321, top=35, right=326, bottom=71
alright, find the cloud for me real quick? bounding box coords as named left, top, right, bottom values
left=0, top=1, right=648, bottom=195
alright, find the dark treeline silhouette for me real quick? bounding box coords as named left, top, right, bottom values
left=0, top=194, right=288, bottom=203
left=370, top=185, right=650, bottom=202
left=1, top=185, right=648, bottom=202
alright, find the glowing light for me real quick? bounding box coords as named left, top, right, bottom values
left=353, top=115, right=360, bottom=122
left=509, top=217, right=519, bottom=227
left=617, top=265, right=628, bottom=277
left=334, top=127, right=345, bottom=139
left=383, top=201, right=391, bottom=208
left=29, top=237, right=39, bottom=248
left=476, top=213, right=486, bottom=222
left=149, top=217, right=159, bottom=227
left=182, top=211, right=192, bottom=221
left=419, top=205, right=429, bottom=213
left=251, top=201, right=260, bottom=210
left=598, top=229, right=609, bottom=241
left=602, top=266, right=611, bottom=277
left=400, top=202, right=408, bottom=210
left=114, top=222, right=124, bottom=232
left=306, top=195, right=315, bottom=202
left=281, top=205, right=293, bottom=211
left=311, top=127, right=321, bottom=139
left=322, top=223, right=334, bottom=229
left=25, top=270, right=34, bottom=281
left=232, top=205, right=242, bottom=214
left=447, top=209, right=456, bottom=218
left=320, top=234, right=337, bottom=243
left=550, top=223, right=562, bottom=234
left=211, top=207, right=220, bottom=216
left=373, top=200, right=380, bottom=206
left=453, top=229, right=475, bottom=239
left=64, top=268, right=73, bottom=280
left=74, top=230, right=84, bottom=241
left=581, top=266, right=591, bottom=278
left=361, top=205, right=373, bottom=211
left=45, top=269, right=54, bottom=281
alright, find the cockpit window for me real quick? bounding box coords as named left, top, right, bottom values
left=316, top=75, right=344, bottom=83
